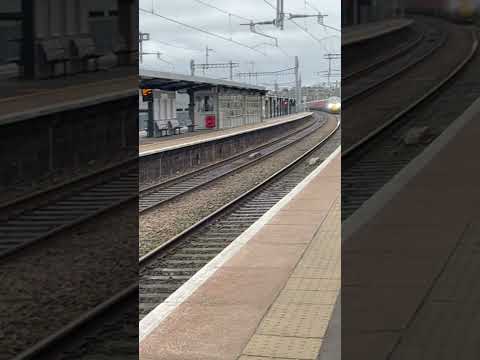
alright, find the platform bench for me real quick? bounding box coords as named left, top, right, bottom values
left=168, top=119, right=182, bottom=135
left=70, top=37, right=102, bottom=72
left=39, top=39, right=69, bottom=78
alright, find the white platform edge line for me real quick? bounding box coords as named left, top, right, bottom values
left=139, top=145, right=341, bottom=343
left=139, top=112, right=313, bottom=156
left=343, top=95, right=480, bottom=242
left=343, top=19, right=413, bottom=46
left=0, top=89, right=137, bottom=126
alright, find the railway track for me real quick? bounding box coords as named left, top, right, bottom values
left=342, top=27, right=479, bottom=220
left=0, top=161, right=138, bottom=260
left=139, top=114, right=324, bottom=213
left=342, top=18, right=446, bottom=105
left=342, top=21, right=425, bottom=82
left=139, top=113, right=340, bottom=320
left=342, top=18, right=474, bottom=151
left=12, top=112, right=339, bottom=359
left=11, top=285, right=138, bottom=360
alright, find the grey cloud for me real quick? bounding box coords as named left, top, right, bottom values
left=140, top=0, right=341, bottom=87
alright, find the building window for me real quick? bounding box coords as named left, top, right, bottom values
left=0, top=3, right=22, bottom=66
left=89, top=11, right=105, bottom=17
left=197, top=96, right=215, bottom=112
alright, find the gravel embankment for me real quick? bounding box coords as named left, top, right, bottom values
left=139, top=113, right=338, bottom=257
left=0, top=201, right=138, bottom=359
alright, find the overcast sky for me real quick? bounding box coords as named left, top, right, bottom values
left=139, top=0, right=340, bottom=89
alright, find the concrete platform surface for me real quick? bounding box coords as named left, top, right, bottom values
left=343, top=96, right=480, bottom=359
left=0, top=68, right=136, bottom=125
left=139, top=112, right=314, bottom=156
left=139, top=147, right=341, bottom=360
left=343, top=18, right=414, bottom=46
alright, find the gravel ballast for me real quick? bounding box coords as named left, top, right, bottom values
left=0, top=201, right=138, bottom=359
left=139, top=112, right=338, bottom=257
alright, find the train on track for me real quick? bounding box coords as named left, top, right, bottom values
left=405, top=0, right=480, bottom=22
left=307, top=96, right=341, bottom=114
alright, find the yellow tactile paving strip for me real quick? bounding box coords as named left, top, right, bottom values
left=243, top=335, right=323, bottom=359
left=238, top=196, right=340, bottom=360
left=139, top=152, right=340, bottom=360
left=139, top=112, right=313, bottom=154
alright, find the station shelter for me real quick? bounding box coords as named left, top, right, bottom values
left=140, top=70, right=300, bottom=138
left=264, top=95, right=297, bottom=119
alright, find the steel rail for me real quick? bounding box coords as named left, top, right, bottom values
left=342, top=29, right=424, bottom=82
left=0, top=160, right=138, bottom=261
left=342, top=20, right=447, bottom=106
left=139, top=117, right=325, bottom=213
left=12, top=112, right=339, bottom=360
left=343, top=28, right=478, bottom=158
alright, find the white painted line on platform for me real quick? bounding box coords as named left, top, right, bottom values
left=139, top=145, right=341, bottom=343
left=343, top=19, right=413, bottom=46
left=0, top=88, right=137, bottom=126
left=343, top=95, right=480, bottom=242
left=139, top=112, right=313, bottom=156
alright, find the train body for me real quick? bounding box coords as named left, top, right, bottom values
left=307, top=97, right=341, bottom=114
left=405, top=0, right=480, bottom=22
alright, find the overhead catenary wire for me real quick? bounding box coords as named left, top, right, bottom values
left=191, top=0, right=294, bottom=58
left=153, top=39, right=203, bottom=52
left=192, top=0, right=257, bottom=23
left=304, top=0, right=341, bottom=32
left=262, top=0, right=340, bottom=44
left=305, top=0, right=320, bottom=13
left=260, top=80, right=296, bottom=86
left=236, top=66, right=295, bottom=76
left=139, top=7, right=270, bottom=57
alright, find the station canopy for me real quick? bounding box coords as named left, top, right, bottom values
left=140, top=69, right=267, bottom=94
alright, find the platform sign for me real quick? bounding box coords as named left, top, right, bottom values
left=142, top=88, right=153, bottom=102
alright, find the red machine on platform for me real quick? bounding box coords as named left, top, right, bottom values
left=205, top=115, right=216, bottom=128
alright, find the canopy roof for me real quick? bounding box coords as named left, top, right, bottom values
left=140, top=69, right=267, bottom=93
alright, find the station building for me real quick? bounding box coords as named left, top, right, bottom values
left=139, top=70, right=298, bottom=137
left=0, top=0, right=136, bottom=79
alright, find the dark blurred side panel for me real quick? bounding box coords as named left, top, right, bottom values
left=0, top=1, right=138, bottom=359
left=342, top=0, right=480, bottom=359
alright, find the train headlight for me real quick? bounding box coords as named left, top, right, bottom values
left=330, top=103, right=340, bottom=112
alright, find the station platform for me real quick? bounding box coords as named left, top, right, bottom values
left=139, top=112, right=314, bottom=156
left=139, top=147, right=341, bottom=360
left=0, top=67, right=136, bottom=125
left=343, top=96, right=480, bottom=359
left=343, top=18, right=414, bottom=46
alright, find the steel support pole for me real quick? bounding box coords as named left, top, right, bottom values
left=294, top=56, right=300, bottom=113
left=190, top=59, right=195, bottom=76
left=147, top=100, right=154, bottom=138
left=22, top=0, right=35, bottom=79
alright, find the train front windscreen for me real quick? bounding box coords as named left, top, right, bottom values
left=327, top=97, right=341, bottom=113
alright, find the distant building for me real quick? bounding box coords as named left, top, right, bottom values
left=271, top=84, right=340, bottom=103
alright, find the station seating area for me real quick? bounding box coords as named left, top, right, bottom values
left=139, top=148, right=340, bottom=360
left=139, top=112, right=314, bottom=155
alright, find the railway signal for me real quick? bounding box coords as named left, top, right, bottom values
left=142, top=88, right=153, bottom=102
